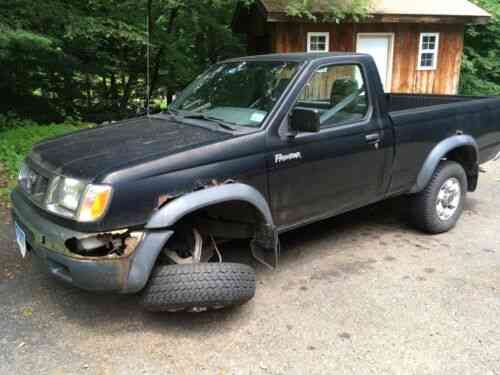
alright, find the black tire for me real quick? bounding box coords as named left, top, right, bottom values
left=409, top=161, right=467, bottom=234
left=140, top=262, right=256, bottom=312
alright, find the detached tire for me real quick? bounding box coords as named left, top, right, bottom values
left=409, top=161, right=467, bottom=234
left=141, top=263, right=256, bottom=312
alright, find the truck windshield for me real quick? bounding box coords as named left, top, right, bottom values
left=169, top=61, right=301, bottom=129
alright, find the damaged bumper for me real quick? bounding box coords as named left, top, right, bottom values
left=11, top=189, right=173, bottom=294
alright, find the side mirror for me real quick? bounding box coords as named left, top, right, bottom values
left=289, top=108, right=321, bottom=135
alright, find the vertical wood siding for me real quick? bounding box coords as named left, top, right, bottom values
left=271, top=22, right=464, bottom=95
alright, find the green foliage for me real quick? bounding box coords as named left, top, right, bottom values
left=0, top=0, right=249, bottom=123
left=460, top=0, right=500, bottom=96
left=285, top=0, right=371, bottom=22
left=0, top=120, right=87, bottom=180
left=1, top=0, right=495, bottom=124
left=1, top=0, right=374, bottom=125
left=0, top=0, right=376, bottom=123
left=0, top=113, right=38, bottom=131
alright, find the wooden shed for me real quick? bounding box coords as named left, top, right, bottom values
left=232, top=0, right=491, bottom=94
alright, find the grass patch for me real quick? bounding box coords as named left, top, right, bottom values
left=0, top=120, right=90, bottom=206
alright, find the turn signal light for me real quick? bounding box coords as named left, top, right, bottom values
left=77, top=185, right=113, bottom=222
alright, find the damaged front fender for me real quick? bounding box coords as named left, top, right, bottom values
left=146, top=183, right=274, bottom=229
left=124, top=230, right=174, bottom=293
left=146, top=183, right=279, bottom=269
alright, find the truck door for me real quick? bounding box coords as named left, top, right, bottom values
left=268, top=63, right=390, bottom=228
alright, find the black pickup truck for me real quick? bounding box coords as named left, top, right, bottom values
left=11, top=53, right=500, bottom=312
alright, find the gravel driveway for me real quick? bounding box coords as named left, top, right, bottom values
left=1, top=163, right=499, bottom=375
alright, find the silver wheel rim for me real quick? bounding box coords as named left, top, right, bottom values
left=436, top=177, right=461, bottom=221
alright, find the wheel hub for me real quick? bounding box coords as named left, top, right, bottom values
left=436, top=177, right=461, bottom=221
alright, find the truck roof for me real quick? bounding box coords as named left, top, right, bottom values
left=223, top=52, right=367, bottom=64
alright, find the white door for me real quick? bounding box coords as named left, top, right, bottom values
left=356, top=34, right=394, bottom=91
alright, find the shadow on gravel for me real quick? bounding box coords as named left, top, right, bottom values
left=277, top=196, right=416, bottom=267
left=39, top=273, right=253, bottom=334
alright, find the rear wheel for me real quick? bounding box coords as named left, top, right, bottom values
left=409, top=161, right=467, bottom=234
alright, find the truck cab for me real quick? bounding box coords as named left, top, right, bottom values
left=261, top=53, right=393, bottom=229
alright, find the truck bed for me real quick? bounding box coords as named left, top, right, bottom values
left=385, top=93, right=500, bottom=193
left=386, top=93, right=487, bottom=112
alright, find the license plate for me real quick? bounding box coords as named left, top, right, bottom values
left=15, top=222, right=28, bottom=258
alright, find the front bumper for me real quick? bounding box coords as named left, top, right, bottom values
left=11, top=188, right=173, bottom=294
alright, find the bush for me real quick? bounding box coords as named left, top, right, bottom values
left=0, top=113, right=39, bottom=131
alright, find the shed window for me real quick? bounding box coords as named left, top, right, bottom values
left=418, top=33, right=440, bottom=70
left=307, top=32, right=330, bottom=53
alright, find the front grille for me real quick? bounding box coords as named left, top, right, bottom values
left=19, top=165, right=51, bottom=206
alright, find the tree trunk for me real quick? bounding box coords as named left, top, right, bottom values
left=121, top=73, right=137, bottom=113
left=147, top=8, right=179, bottom=102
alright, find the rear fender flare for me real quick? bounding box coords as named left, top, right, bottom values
left=411, top=135, right=479, bottom=193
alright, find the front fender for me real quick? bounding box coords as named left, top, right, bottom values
left=145, top=183, right=279, bottom=269
left=125, top=230, right=174, bottom=293
left=411, top=135, right=479, bottom=194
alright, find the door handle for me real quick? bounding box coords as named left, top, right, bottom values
left=365, top=133, right=381, bottom=143
left=365, top=133, right=381, bottom=149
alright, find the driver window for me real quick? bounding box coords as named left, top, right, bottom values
left=295, top=64, right=368, bottom=128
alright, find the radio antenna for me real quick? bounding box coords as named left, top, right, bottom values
left=146, top=5, right=151, bottom=117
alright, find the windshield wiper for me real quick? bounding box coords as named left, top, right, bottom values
left=180, top=113, right=238, bottom=131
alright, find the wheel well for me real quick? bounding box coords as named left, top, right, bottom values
left=162, top=198, right=278, bottom=268
left=172, top=200, right=267, bottom=241
left=161, top=200, right=276, bottom=267
left=444, top=145, right=479, bottom=191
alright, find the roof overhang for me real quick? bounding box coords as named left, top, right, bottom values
left=266, top=13, right=491, bottom=25
left=259, top=0, right=491, bottom=25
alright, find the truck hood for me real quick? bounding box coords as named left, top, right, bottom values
left=29, top=116, right=232, bottom=181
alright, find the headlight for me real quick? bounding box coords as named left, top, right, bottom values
left=18, top=163, right=30, bottom=183
left=60, top=178, right=86, bottom=211
left=46, top=177, right=86, bottom=217
left=46, top=178, right=112, bottom=222
left=18, top=163, right=37, bottom=195
left=77, top=184, right=113, bottom=222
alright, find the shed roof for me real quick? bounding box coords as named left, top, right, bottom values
left=259, top=0, right=491, bottom=19
left=371, top=0, right=490, bottom=17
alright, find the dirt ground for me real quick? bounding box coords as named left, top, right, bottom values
left=1, top=163, right=499, bottom=375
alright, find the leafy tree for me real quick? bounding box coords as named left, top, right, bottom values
left=0, top=0, right=374, bottom=123
left=460, top=0, right=500, bottom=95
left=0, top=1, right=148, bottom=122
left=0, top=0, right=248, bottom=123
